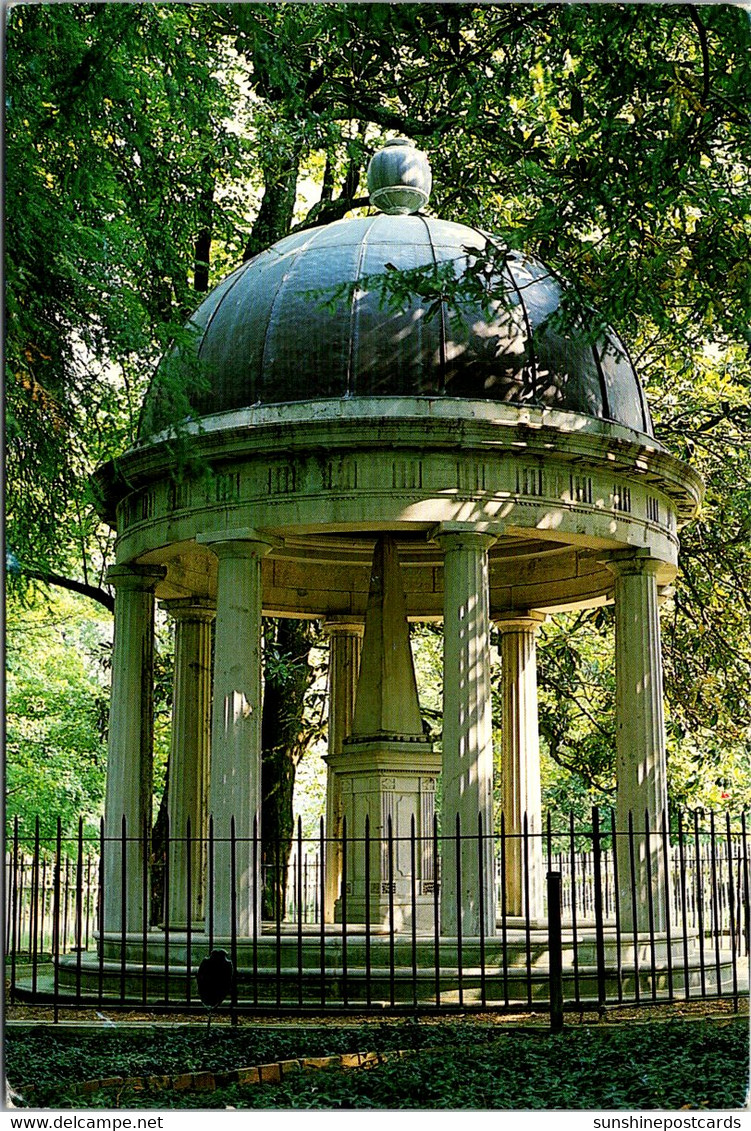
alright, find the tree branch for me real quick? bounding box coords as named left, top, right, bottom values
left=22, top=568, right=114, bottom=614
left=686, top=6, right=711, bottom=108
left=295, top=195, right=370, bottom=234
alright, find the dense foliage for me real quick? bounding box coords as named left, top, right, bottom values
left=6, top=3, right=751, bottom=823
left=6, top=1018, right=748, bottom=1110
left=5, top=593, right=110, bottom=841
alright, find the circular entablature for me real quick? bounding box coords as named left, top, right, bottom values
left=136, top=529, right=638, bottom=620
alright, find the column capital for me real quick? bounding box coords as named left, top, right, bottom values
left=160, top=597, right=216, bottom=623
left=431, top=524, right=498, bottom=553
left=197, top=529, right=277, bottom=559
left=322, top=617, right=365, bottom=638
left=494, top=610, right=546, bottom=634
left=106, top=563, right=166, bottom=591
left=598, top=549, right=663, bottom=578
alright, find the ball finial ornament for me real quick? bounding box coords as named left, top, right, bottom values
left=367, top=138, right=432, bottom=215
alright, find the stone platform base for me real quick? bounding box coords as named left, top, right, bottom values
left=14, top=923, right=748, bottom=1009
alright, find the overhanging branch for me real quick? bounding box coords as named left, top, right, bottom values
left=22, top=568, right=114, bottom=614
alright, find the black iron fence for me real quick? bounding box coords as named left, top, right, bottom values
left=5, top=809, right=749, bottom=1018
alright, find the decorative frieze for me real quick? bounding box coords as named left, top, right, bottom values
left=613, top=484, right=632, bottom=513
left=392, top=459, right=422, bottom=490
left=123, top=489, right=156, bottom=527
left=517, top=466, right=544, bottom=497
left=570, top=473, right=593, bottom=505
left=323, top=456, right=358, bottom=491
left=168, top=479, right=190, bottom=512
left=457, top=460, right=487, bottom=493
left=214, top=470, right=241, bottom=504
left=268, top=463, right=296, bottom=495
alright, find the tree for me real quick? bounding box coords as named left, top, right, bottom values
left=6, top=3, right=244, bottom=602
left=5, top=592, right=111, bottom=844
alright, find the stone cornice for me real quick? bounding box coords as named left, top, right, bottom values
left=92, top=398, right=703, bottom=527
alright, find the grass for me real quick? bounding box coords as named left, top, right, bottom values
left=5, top=1017, right=749, bottom=1110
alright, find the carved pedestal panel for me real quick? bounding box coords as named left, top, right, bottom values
left=326, top=740, right=441, bottom=932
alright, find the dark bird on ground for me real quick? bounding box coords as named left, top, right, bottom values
left=196, top=949, right=234, bottom=1031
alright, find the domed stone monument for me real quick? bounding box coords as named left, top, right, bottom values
left=94, top=137, right=703, bottom=955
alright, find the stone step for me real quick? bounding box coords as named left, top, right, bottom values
left=96, top=927, right=708, bottom=969
left=18, top=949, right=743, bottom=1007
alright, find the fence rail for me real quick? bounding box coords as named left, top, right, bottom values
left=5, top=809, right=750, bottom=1019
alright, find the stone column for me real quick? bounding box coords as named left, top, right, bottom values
left=322, top=620, right=363, bottom=923
left=607, top=552, right=669, bottom=932
left=162, top=599, right=215, bottom=928
left=495, top=612, right=546, bottom=921
left=201, top=535, right=272, bottom=937
left=436, top=530, right=497, bottom=937
left=103, top=564, right=165, bottom=935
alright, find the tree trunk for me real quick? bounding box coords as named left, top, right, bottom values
left=194, top=156, right=215, bottom=293
left=260, top=618, right=317, bottom=920
left=243, top=138, right=303, bottom=262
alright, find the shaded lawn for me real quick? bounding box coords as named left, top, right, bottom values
left=6, top=1018, right=749, bottom=1111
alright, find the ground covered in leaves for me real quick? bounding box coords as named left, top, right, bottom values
left=5, top=1009, right=749, bottom=1111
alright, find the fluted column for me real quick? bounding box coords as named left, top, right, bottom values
left=436, top=529, right=497, bottom=937
left=103, top=563, right=165, bottom=935
left=202, top=535, right=272, bottom=937
left=162, top=599, right=215, bottom=928
left=495, top=612, right=546, bottom=921
left=608, top=552, right=669, bottom=932
left=322, top=619, right=363, bottom=923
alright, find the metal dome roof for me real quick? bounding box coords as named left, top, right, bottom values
left=141, top=152, right=653, bottom=440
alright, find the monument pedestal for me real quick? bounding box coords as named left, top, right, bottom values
left=327, top=737, right=441, bottom=932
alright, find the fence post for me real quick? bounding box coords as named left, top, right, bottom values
left=388, top=814, right=396, bottom=1007
left=432, top=811, right=440, bottom=1007
left=120, top=815, right=127, bottom=1005
left=141, top=815, right=149, bottom=1007
left=186, top=815, right=193, bottom=1009
left=725, top=813, right=739, bottom=1011
left=741, top=812, right=750, bottom=958
left=568, top=811, right=580, bottom=1006
left=31, top=817, right=40, bottom=997
left=53, top=818, right=62, bottom=1023
left=319, top=816, right=326, bottom=1009
left=592, top=807, right=607, bottom=1010
left=478, top=811, right=486, bottom=1008
left=10, top=817, right=19, bottom=1005
left=230, top=816, right=238, bottom=1025
left=163, top=813, right=171, bottom=1006
left=709, top=811, right=722, bottom=994
left=208, top=815, right=215, bottom=955
left=365, top=813, right=372, bottom=1008
left=252, top=813, right=258, bottom=1006
left=341, top=815, right=348, bottom=1006
left=411, top=813, right=418, bottom=1011
left=500, top=811, right=509, bottom=1007
left=75, top=816, right=84, bottom=1002
left=547, top=870, right=564, bottom=1034
left=297, top=817, right=304, bottom=1009
left=455, top=813, right=464, bottom=1008
left=98, top=817, right=105, bottom=1006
